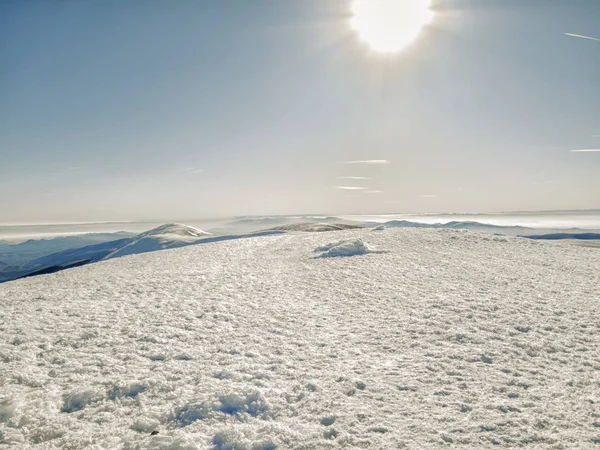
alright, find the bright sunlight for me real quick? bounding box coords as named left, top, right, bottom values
left=350, top=0, right=435, bottom=53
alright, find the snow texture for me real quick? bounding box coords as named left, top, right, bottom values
left=1, top=228, right=600, bottom=449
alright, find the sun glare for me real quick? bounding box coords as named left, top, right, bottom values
left=350, top=0, right=434, bottom=53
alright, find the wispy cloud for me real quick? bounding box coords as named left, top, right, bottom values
left=66, top=166, right=81, bottom=171
left=571, top=149, right=600, bottom=153
left=418, top=194, right=438, bottom=198
left=336, top=186, right=366, bottom=190
left=565, top=33, right=600, bottom=41
left=530, top=181, right=559, bottom=186
left=183, top=167, right=203, bottom=173
left=340, top=160, right=390, bottom=165
left=365, top=190, right=383, bottom=194
left=338, top=176, right=370, bottom=180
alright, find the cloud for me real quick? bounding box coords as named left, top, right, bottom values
left=418, top=194, right=438, bottom=198
left=340, top=160, right=390, bottom=165
left=336, top=186, right=366, bottom=190
left=570, top=149, right=600, bottom=153
left=530, top=181, right=559, bottom=186
left=338, top=176, right=370, bottom=180
left=67, top=166, right=81, bottom=171
left=365, top=190, right=383, bottom=194
left=565, top=33, right=600, bottom=41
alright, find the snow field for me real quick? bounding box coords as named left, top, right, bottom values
left=1, top=228, right=600, bottom=448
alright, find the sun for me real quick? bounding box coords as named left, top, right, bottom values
left=350, top=0, right=435, bottom=54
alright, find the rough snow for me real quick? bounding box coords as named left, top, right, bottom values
left=1, top=228, right=599, bottom=449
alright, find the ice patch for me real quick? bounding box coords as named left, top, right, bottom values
left=314, top=239, right=382, bottom=258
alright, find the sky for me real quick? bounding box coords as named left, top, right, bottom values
left=1, top=0, right=599, bottom=223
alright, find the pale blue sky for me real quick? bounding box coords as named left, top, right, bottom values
left=1, top=0, right=599, bottom=223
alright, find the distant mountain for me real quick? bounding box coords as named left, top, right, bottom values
left=358, top=220, right=533, bottom=235
left=2, top=224, right=287, bottom=283
left=101, top=223, right=210, bottom=259
left=0, top=232, right=134, bottom=266
left=367, top=220, right=526, bottom=230
left=267, top=223, right=363, bottom=232
left=520, top=233, right=600, bottom=241
left=360, top=219, right=600, bottom=237
left=27, top=238, right=132, bottom=268
left=221, top=216, right=348, bottom=234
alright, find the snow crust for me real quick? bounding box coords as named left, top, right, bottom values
left=1, top=228, right=600, bottom=448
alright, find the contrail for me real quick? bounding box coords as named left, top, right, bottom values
left=565, top=33, right=600, bottom=42
left=571, top=149, right=600, bottom=153
left=340, top=160, right=390, bottom=165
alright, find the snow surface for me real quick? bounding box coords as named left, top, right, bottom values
left=1, top=228, right=600, bottom=449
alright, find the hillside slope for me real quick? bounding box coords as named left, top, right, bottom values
left=1, top=229, right=599, bottom=449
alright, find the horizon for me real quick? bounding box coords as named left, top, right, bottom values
left=1, top=207, right=600, bottom=228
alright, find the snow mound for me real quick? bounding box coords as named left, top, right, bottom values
left=315, top=239, right=380, bottom=257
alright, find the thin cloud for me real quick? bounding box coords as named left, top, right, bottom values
left=565, top=33, right=600, bottom=42
left=530, top=181, right=559, bottom=186
left=571, top=149, right=600, bottom=153
left=336, top=186, right=366, bottom=190
left=365, top=190, right=383, bottom=194
left=340, top=160, right=390, bottom=165
left=338, top=176, right=370, bottom=180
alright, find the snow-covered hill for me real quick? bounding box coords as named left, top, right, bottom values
left=0, top=225, right=211, bottom=283
left=101, top=224, right=210, bottom=260
left=1, top=228, right=599, bottom=449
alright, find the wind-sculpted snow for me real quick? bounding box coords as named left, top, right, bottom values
left=1, top=229, right=600, bottom=448
left=314, top=239, right=382, bottom=258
